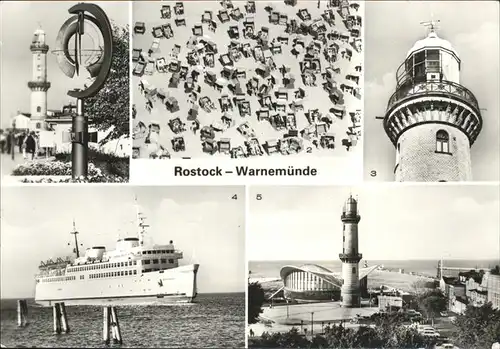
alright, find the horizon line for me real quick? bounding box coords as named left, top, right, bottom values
left=248, top=258, right=500, bottom=262
left=0, top=291, right=245, bottom=301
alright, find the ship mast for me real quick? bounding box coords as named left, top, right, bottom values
left=135, top=196, right=149, bottom=246
left=70, top=219, right=80, bottom=258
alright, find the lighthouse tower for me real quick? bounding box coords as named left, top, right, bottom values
left=383, top=21, right=482, bottom=182
left=339, top=195, right=362, bottom=308
left=28, top=28, right=51, bottom=130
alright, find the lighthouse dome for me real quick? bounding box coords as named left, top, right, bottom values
left=406, top=31, right=458, bottom=58
left=345, top=195, right=357, bottom=205
left=32, top=28, right=46, bottom=44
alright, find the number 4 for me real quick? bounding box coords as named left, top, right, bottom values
left=232, top=194, right=238, bottom=200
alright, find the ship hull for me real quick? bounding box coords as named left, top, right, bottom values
left=35, top=294, right=195, bottom=307
left=35, top=264, right=199, bottom=307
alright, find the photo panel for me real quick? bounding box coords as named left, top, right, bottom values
left=0, top=1, right=131, bottom=184
left=363, top=1, right=499, bottom=183
left=131, top=0, right=364, bottom=184
left=0, top=186, right=246, bottom=348
left=247, top=184, right=500, bottom=348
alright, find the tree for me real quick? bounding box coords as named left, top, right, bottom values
left=417, top=289, right=447, bottom=326
left=84, top=23, right=129, bottom=145
left=453, top=303, right=500, bottom=349
left=248, top=282, right=265, bottom=324
left=491, top=265, right=500, bottom=276
left=250, top=320, right=429, bottom=349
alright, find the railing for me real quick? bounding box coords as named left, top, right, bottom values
left=339, top=253, right=363, bottom=260
left=30, top=43, right=49, bottom=52
left=386, top=79, right=479, bottom=112
left=28, top=81, right=51, bottom=89
left=341, top=212, right=360, bottom=220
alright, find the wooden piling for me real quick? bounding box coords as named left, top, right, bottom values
left=110, top=307, right=123, bottom=344
left=17, top=299, right=28, bottom=327
left=103, top=306, right=110, bottom=344
left=21, top=300, right=28, bottom=326
left=53, top=303, right=61, bottom=334
left=17, top=300, right=22, bottom=327
left=60, top=302, right=70, bottom=333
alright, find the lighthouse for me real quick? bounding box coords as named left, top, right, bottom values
left=339, top=194, right=362, bottom=308
left=383, top=21, right=482, bottom=182
left=28, top=28, right=51, bottom=130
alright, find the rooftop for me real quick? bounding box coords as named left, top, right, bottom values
left=407, top=31, right=458, bottom=58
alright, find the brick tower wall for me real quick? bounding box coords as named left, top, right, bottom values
left=395, top=123, right=472, bottom=182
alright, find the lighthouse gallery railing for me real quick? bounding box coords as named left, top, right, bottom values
left=386, top=79, right=480, bottom=112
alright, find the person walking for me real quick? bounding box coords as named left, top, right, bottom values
left=18, top=132, right=25, bottom=154
left=25, top=132, right=37, bottom=160
left=6, top=130, right=12, bottom=155
left=0, top=129, right=6, bottom=153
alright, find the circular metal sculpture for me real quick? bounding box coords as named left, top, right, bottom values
left=55, top=3, right=113, bottom=98
left=54, top=3, right=113, bottom=178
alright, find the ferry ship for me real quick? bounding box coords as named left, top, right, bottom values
left=34, top=202, right=199, bottom=306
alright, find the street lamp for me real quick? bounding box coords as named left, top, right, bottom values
left=311, top=312, right=314, bottom=336
left=54, top=3, right=113, bottom=179
left=10, top=120, right=16, bottom=160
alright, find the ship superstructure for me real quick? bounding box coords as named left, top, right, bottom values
left=34, top=201, right=199, bottom=306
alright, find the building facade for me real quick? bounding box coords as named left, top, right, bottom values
left=383, top=24, right=482, bottom=182
left=280, top=264, right=342, bottom=302
left=279, top=264, right=376, bottom=303
left=485, top=273, right=500, bottom=309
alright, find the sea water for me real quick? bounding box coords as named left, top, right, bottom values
left=0, top=293, right=245, bottom=348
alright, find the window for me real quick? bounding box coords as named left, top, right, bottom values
left=36, top=106, right=41, bottom=113
left=352, top=267, right=356, bottom=274
left=153, top=259, right=159, bottom=264
left=144, top=260, right=151, bottom=265
left=161, top=258, right=167, bottom=263
left=436, top=130, right=450, bottom=153
left=168, top=259, right=174, bottom=263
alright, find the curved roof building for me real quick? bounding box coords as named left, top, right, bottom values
left=279, top=264, right=377, bottom=302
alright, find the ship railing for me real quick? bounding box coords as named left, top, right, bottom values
left=36, top=269, right=66, bottom=278
left=386, top=79, right=479, bottom=112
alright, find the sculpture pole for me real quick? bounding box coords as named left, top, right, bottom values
left=72, top=97, right=88, bottom=178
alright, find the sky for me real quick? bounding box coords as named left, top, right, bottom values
left=363, top=1, right=500, bottom=182
left=248, top=185, right=500, bottom=262
left=0, top=1, right=130, bottom=128
left=0, top=186, right=245, bottom=299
